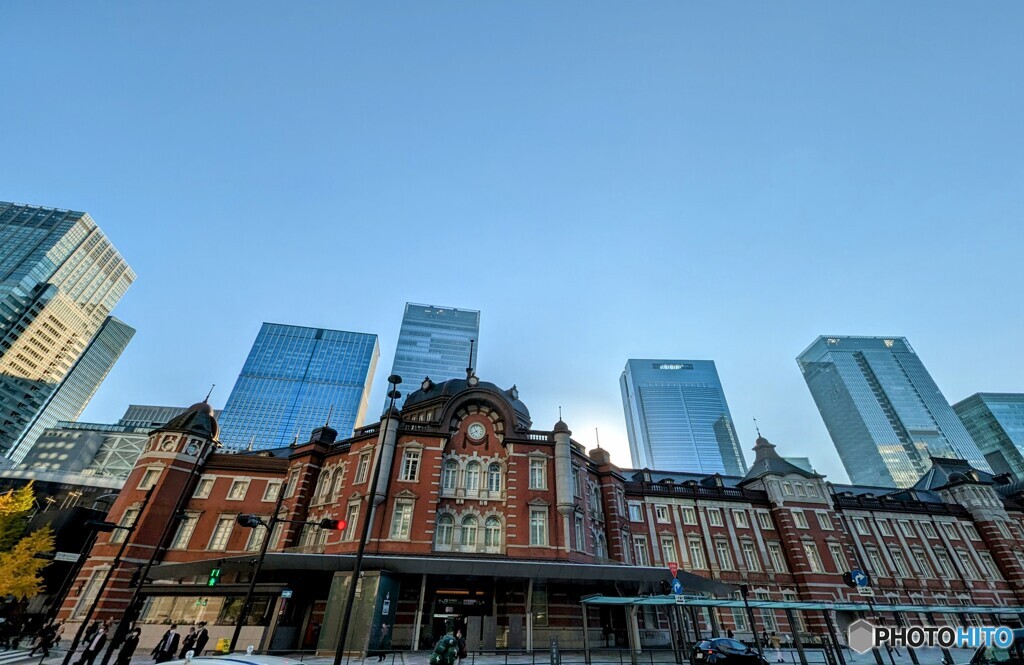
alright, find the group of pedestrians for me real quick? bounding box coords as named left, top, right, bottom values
left=151, top=623, right=210, bottom=663
left=62, top=620, right=209, bottom=665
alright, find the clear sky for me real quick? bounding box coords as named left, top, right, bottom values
left=3, top=3, right=1022, bottom=483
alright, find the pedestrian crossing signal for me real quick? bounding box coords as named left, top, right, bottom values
left=208, top=568, right=221, bottom=586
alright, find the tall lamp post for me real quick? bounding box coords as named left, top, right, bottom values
left=61, top=488, right=153, bottom=665
left=333, top=374, right=401, bottom=665
left=100, top=438, right=219, bottom=665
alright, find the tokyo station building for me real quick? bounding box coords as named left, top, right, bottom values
left=59, top=374, right=1024, bottom=654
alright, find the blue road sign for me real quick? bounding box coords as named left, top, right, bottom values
left=850, top=569, right=869, bottom=587
left=671, top=579, right=684, bottom=595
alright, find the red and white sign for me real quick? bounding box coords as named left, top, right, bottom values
left=667, top=562, right=679, bottom=578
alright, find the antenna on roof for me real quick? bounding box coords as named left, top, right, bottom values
left=325, top=405, right=334, bottom=428
left=466, top=339, right=476, bottom=378
left=753, top=417, right=762, bottom=437
left=595, top=427, right=601, bottom=449
left=558, top=406, right=563, bottom=420
left=205, top=384, right=216, bottom=403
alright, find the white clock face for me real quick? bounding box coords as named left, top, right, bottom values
left=467, top=423, right=486, bottom=441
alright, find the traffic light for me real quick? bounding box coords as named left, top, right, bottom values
left=207, top=568, right=221, bottom=587
left=319, top=518, right=347, bottom=530
left=236, top=514, right=263, bottom=528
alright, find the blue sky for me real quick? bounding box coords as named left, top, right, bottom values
left=2, top=2, right=1022, bottom=482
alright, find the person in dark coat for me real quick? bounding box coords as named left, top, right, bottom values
left=179, top=627, right=197, bottom=659
left=29, top=622, right=58, bottom=658
left=151, top=625, right=181, bottom=663
left=76, top=622, right=108, bottom=665
left=116, top=628, right=141, bottom=665
left=194, top=622, right=209, bottom=655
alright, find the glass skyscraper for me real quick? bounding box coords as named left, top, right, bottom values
left=0, top=202, right=135, bottom=462
left=797, top=335, right=991, bottom=488
left=217, top=323, right=379, bottom=450
left=620, top=359, right=747, bottom=475
left=954, top=393, right=1024, bottom=481
left=390, top=303, right=480, bottom=390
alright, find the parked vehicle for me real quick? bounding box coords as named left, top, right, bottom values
left=971, top=629, right=1024, bottom=665
left=692, top=638, right=769, bottom=665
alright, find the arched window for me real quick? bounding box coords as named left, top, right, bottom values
left=487, top=463, right=502, bottom=493
left=485, top=517, right=502, bottom=548
left=461, top=516, right=479, bottom=547
left=436, top=515, right=454, bottom=546
left=316, top=472, right=332, bottom=501
left=595, top=533, right=607, bottom=559
left=466, top=462, right=481, bottom=493
left=331, top=472, right=345, bottom=497
left=442, top=460, right=458, bottom=491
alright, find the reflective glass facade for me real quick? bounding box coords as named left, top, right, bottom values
left=218, top=323, right=379, bottom=450
left=8, top=316, right=135, bottom=463
left=954, top=393, right=1024, bottom=481
left=0, top=202, right=135, bottom=461
left=390, top=303, right=480, bottom=391
left=620, top=359, right=747, bottom=475
left=797, top=336, right=991, bottom=488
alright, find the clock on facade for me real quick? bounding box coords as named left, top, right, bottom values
left=467, top=423, right=486, bottom=442
left=185, top=442, right=200, bottom=456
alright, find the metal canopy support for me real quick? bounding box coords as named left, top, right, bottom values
left=581, top=600, right=591, bottom=665
left=822, top=610, right=846, bottom=665
left=784, top=609, right=808, bottom=665
left=411, top=574, right=427, bottom=651
left=626, top=605, right=640, bottom=665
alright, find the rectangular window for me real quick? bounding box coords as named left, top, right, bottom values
left=655, top=505, right=670, bottom=523
left=942, top=522, right=959, bottom=540
left=262, top=481, right=282, bottom=502
left=866, top=547, right=886, bottom=576
left=957, top=551, right=979, bottom=579
left=193, top=477, right=214, bottom=499
left=890, top=549, right=910, bottom=577
left=682, top=506, right=697, bottom=525
left=269, top=522, right=285, bottom=550
left=978, top=552, right=1001, bottom=579
left=389, top=501, right=413, bottom=540
left=731, top=608, right=748, bottom=631
left=996, top=521, right=1012, bottom=539
left=854, top=517, right=870, bottom=535
left=767, top=542, right=787, bottom=572
left=343, top=503, right=360, bottom=541
left=795, top=483, right=806, bottom=497
left=707, top=509, right=723, bottom=527
left=963, top=524, right=981, bottom=541
left=829, top=543, right=847, bottom=572
left=354, top=454, right=371, bottom=484
left=529, top=459, right=546, bottom=489
left=793, top=510, right=809, bottom=529
left=285, top=470, right=299, bottom=497
left=532, top=584, right=548, bottom=627
left=575, top=516, right=585, bottom=552
left=688, top=540, right=706, bottom=568
left=733, top=510, right=749, bottom=528
left=921, top=522, right=937, bottom=539
left=400, top=449, right=421, bottom=481
left=661, top=536, right=678, bottom=564
left=899, top=520, right=915, bottom=537
left=913, top=549, right=932, bottom=577
left=633, top=536, right=650, bottom=566
left=110, top=508, right=139, bottom=544
left=715, top=541, right=733, bottom=570
left=227, top=480, right=249, bottom=500
left=782, top=482, right=793, bottom=496
left=877, top=519, right=893, bottom=536
left=803, top=542, right=824, bottom=573
left=741, top=542, right=760, bottom=571
left=755, top=591, right=777, bottom=631
left=807, top=484, right=818, bottom=497
left=757, top=512, right=773, bottom=530
left=170, top=513, right=199, bottom=550
left=138, top=468, right=161, bottom=490
left=74, top=572, right=104, bottom=619
left=530, top=508, right=548, bottom=546
left=208, top=516, right=234, bottom=551
left=572, top=466, right=581, bottom=498
left=628, top=503, right=643, bottom=522
left=246, top=525, right=267, bottom=552
left=816, top=512, right=834, bottom=530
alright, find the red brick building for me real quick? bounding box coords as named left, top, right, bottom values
left=60, top=375, right=1024, bottom=654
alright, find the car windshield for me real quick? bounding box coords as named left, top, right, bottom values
left=714, top=638, right=751, bottom=654
left=974, top=638, right=1024, bottom=664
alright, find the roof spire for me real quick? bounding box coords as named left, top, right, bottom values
left=325, top=404, right=334, bottom=428
left=465, top=339, right=476, bottom=379
left=205, top=384, right=216, bottom=403
left=753, top=417, right=762, bottom=438
left=595, top=427, right=601, bottom=449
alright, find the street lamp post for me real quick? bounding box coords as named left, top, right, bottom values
left=332, top=374, right=401, bottom=665
left=61, top=488, right=153, bottom=665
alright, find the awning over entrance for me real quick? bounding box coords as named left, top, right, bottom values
left=581, top=594, right=1024, bottom=615
left=149, top=553, right=736, bottom=596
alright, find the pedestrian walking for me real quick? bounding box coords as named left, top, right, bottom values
left=770, top=632, right=783, bottom=663
left=151, top=625, right=180, bottom=663
left=179, top=627, right=197, bottom=659
left=76, top=621, right=108, bottom=665
left=194, top=622, right=209, bottom=656
left=116, top=628, right=141, bottom=665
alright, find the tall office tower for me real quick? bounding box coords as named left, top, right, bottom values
left=797, top=336, right=992, bottom=488
left=954, top=394, right=1024, bottom=481
left=390, top=303, right=480, bottom=388
left=7, top=316, right=135, bottom=463
left=0, top=202, right=135, bottom=462
left=620, top=360, right=747, bottom=475
left=217, top=323, right=379, bottom=450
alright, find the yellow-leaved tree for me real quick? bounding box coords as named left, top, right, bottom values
left=0, top=525, right=55, bottom=597
left=0, top=482, right=36, bottom=552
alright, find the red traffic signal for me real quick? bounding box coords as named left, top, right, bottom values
left=319, top=518, right=347, bottom=530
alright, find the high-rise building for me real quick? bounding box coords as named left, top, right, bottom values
left=797, top=335, right=991, bottom=488
left=620, top=359, right=747, bottom=475
left=0, top=202, right=135, bottom=462
left=217, top=323, right=379, bottom=450
left=390, top=303, right=480, bottom=393
left=6, top=316, right=135, bottom=463
left=954, top=393, right=1024, bottom=481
